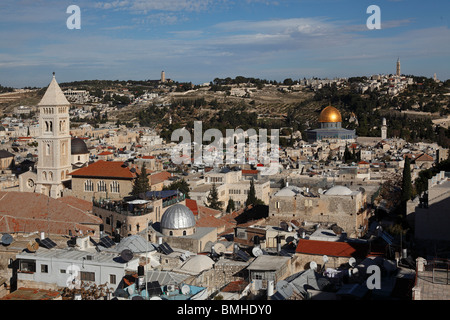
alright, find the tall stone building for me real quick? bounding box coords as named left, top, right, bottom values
left=19, top=73, right=72, bottom=198
left=34, top=73, right=72, bottom=198
left=396, top=57, right=401, bottom=76
left=381, top=117, right=387, bottom=140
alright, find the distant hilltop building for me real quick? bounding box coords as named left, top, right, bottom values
left=161, top=70, right=166, bottom=83
left=381, top=117, right=387, bottom=140
left=396, top=57, right=401, bottom=76
left=306, top=105, right=356, bottom=143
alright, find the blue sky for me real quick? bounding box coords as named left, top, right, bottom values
left=1, top=0, right=449, bottom=87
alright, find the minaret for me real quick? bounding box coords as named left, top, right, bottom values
left=35, top=73, right=72, bottom=198
left=381, top=117, right=387, bottom=140
left=396, top=58, right=401, bottom=76
left=161, top=71, right=166, bottom=83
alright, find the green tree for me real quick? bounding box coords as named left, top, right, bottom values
left=245, top=179, right=265, bottom=207
left=401, top=157, right=413, bottom=202
left=163, top=178, right=190, bottom=199
left=205, top=183, right=222, bottom=211
left=226, top=198, right=235, bottom=213
left=343, top=144, right=352, bottom=163
left=400, top=156, right=413, bottom=215
left=131, top=163, right=150, bottom=196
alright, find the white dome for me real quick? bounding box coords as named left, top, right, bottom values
left=161, top=204, right=196, bottom=230
left=325, top=185, right=353, bottom=196
left=275, top=186, right=302, bottom=197
left=180, top=255, right=214, bottom=273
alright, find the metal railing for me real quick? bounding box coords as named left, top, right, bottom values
left=93, top=200, right=154, bottom=216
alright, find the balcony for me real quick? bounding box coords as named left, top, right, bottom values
left=93, top=199, right=154, bottom=216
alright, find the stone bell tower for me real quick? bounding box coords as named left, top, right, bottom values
left=35, top=73, right=72, bottom=198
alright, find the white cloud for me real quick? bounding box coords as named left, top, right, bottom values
left=95, top=0, right=219, bottom=13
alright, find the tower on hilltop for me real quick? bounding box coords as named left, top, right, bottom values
left=396, top=58, right=401, bottom=76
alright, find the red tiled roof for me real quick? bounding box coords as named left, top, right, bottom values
left=58, top=196, right=93, bottom=212
left=415, top=153, right=434, bottom=162
left=0, top=192, right=102, bottom=235
left=0, top=287, right=61, bottom=300
left=150, top=171, right=171, bottom=185
left=242, top=170, right=259, bottom=175
left=98, top=151, right=113, bottom=156
left=221, top=280, right=249, bottom=293
left=69, top=160, right=138, bottom=179
left=295, top=239, right=381, bottom=258
left=185, top=198, right=199, bottom=216
left=142, top=155, right=155, bottom=159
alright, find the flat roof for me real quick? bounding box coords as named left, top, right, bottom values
left=247, top=255, right=290, bottom=271
left=16, top=248, right=138, bottom=267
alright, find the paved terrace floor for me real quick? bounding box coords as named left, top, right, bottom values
left=415, top=270, right=450, bottom=300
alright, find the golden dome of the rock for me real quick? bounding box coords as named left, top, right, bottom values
left=319, top=106, right=342, bottom=123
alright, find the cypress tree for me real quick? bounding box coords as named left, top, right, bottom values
left=401, top=156, right=413, bottom=202
left=131, top=163, right=149, bottom=196
left=206, top=183, right=222, bottom=210
left=246, top=179, right=257, bottom=207
left=226, top=198, right=235, bottom=213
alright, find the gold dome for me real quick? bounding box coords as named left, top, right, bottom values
left=319, top=106, right=342, bottom=123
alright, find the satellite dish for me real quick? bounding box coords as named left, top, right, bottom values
left=27, top=240, right=39, bottom=252
left=285, top=236, right=295, bottom=244
left=66, top=274, right=81, bottom=290
left=310, top=261, right=317, bottom=271
left=214, top=243, right=226, bottom=256
left=181, top=284, right=190, bottom=295
left=120, top=249, right=134, bottom=262
left=252, top=246, right=263, bottom=257
left=280, top=221, right=289, bottom=231
left=1, top=233, right=13, bottom=246
left=275, top=280, right=294, bottom=299
left=323, top=255, right=329, bottom=264
left=349, top=257, right=356, bottom=268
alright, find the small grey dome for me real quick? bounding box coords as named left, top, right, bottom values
left=71, top=138, right=88, bottom=155
left=161, top=204, right=196, bottom=230
left=325, top=185, right=353, bottom=196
